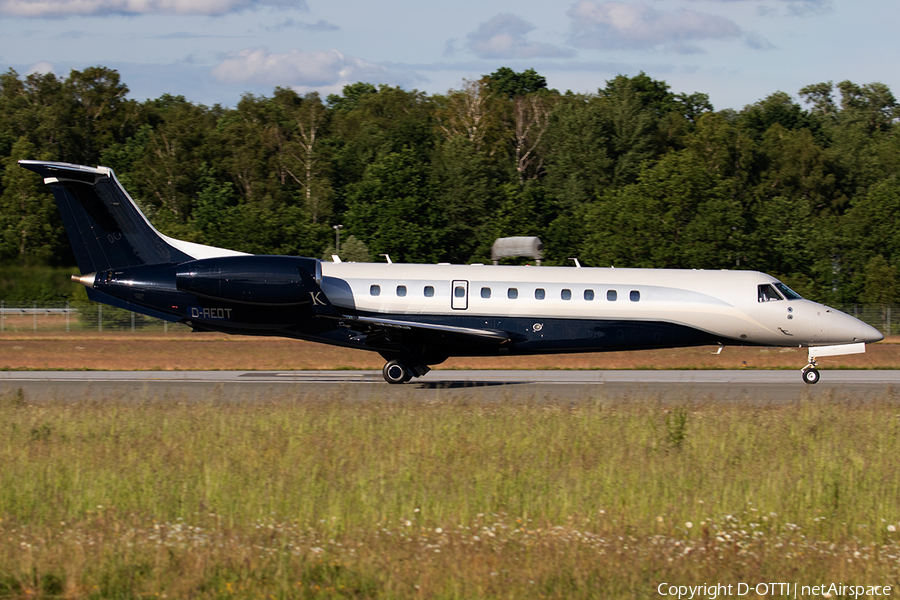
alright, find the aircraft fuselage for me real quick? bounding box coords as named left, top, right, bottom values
left=19, top=159, right=883, bottom=385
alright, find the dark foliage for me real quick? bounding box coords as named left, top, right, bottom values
left=1, top=67, right=899, bottom=304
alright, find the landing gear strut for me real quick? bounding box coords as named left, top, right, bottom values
left=381, top=359, right=431, bottom=384
left=801, top=358, right=820, bottom=384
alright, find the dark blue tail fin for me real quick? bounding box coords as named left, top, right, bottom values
left=19, top=160, right=194, bottom=273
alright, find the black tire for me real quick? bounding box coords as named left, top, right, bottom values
left=383, top=360, right=409, bottom=384
left=802, top=368, right=820, bottom=384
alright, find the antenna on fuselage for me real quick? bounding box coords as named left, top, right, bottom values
left=379, top=254, right=393, bottom=264
left=569, top=258, right=582, bottom=268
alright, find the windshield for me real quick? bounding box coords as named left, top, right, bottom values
left=774, top=282, right=803, bottom=300
left=758, top=284, right=783, bottom=302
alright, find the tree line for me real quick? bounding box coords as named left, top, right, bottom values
left=1, top=65, right=899, bottom=305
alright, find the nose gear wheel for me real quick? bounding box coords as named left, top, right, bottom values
left=801, top=357, right=820, bottom=384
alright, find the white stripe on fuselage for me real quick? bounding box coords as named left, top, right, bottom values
left=319, top=262, right=801, bottom=346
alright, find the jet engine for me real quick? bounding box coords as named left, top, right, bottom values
left=175, top=255, right=323, bottom=306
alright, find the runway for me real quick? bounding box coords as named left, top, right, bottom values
left=3, top=369, right=899, bottom=403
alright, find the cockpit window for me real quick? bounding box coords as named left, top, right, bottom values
left=774, top=282, right=802, bottom=300
left=758, top=284, right=783, bottom=302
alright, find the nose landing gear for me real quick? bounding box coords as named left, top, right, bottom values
left=801, top=356, right=820, bottom=384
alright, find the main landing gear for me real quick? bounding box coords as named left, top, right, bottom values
left=801, top=358, right=820, bottom=385
left=382, top=359, right=431, bottom=384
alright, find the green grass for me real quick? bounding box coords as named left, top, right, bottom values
left=2, top=388, right=900, bottom=598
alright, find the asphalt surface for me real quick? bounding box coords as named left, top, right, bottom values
left=2, top=369, right=899, bottom=403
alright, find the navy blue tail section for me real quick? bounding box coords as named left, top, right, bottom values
left=19, top=160, right=193, bottom=274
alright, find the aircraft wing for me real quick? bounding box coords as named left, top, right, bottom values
left=337, top=314, right=509, bottom=345
left=295, top=267, right=509, bottom=347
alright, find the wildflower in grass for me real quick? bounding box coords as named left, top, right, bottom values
left=888, top=525, right=896, bottom=532
left=686, top=522, right=693, bottom=529
left=656, top=516, right=663, bottom=523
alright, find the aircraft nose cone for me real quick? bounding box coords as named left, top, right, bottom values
left=859, top=320, right=884, bottom=343
left=820, top=306, right=884, bottom=344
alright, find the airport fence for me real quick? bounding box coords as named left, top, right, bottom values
left=1, top=300, right=899, bottom=337
left=833, top=304, right=898, bottom=337
left=0, top=301, right=184, bottom=333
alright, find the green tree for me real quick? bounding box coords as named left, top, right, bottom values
left=579, top=150, right=742, bottom=269
left=754, top=125, right=841, bottom=214
left=739, top=91, right=814, bottom=137
left=429, top=136, right=497, bottom=262
left=322, top=235, right=371, bottom=263
left=329, top=84, right=436, bottom=219
left=543, top=95, right=614, bottom=210
left=345, top=149, right=436, bottom=263
left=282, top=91, right=332, bottom=223
left=63, top=67, right=137, bottom=164
left=485, top=67, right=548, bottom=100
left=326, top=82, right=377, bottom=113
left=0, top=137, right=67, bottom=265
left=861, top=255, right=898, bottom=305
left=840, top=177, right=900, bottom=301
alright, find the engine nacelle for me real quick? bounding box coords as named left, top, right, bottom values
left=175, top=255, right=322, bottom=306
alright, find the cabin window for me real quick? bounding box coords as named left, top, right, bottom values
left=508, top=288, right=518, bottom=299
left=481, top=287, right=492, bottom=299
left=758, top=284, right=783, bottom=302
left=535, top=288, right=545, bottom=300
left=561, top=289, right=572, bottom=301
left=607, top=290, right=617, bottom=302
left=424, top=286, right=435, bottom=298
left=584, top=289, right=595, bottom=301
left=454, top=286, right=466, bottom=298
left=370, top=284, right=381, bottom=296
left=396, top=285, right=407, bottom=297
left=630, top=290, right=641, bottom=302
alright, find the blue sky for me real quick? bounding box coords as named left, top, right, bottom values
left=1, top=0, right=897, bottom=111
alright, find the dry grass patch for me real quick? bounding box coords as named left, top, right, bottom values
left=2, top=331, right=900, bottom=371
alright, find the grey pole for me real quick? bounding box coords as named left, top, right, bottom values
left=333, top=224, right=343, bottom=254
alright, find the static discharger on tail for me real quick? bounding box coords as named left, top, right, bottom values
left=20, top=160, right=883, bottom=385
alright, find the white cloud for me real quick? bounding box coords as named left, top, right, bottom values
left=743, top=32, right=775, bottom=50
left=779, top=0, right=832, bottom=16
left=466, top=13, right=574, bottom=59
left=266, top=18, right=339, bottom=33
left=708, top=0, right=833, bottom=18
left=0, top=0, right=306, bottom=17
left=26, top=61, right=55, bottom=75
left=211, top=47, right=416, bottom=90
left=568, top=1, right=742, bottom=52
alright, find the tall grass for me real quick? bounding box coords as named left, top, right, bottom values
left=2, top=388, right=900, bottom=598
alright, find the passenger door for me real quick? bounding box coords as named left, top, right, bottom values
left=451, top=280, right=468, bottom=310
